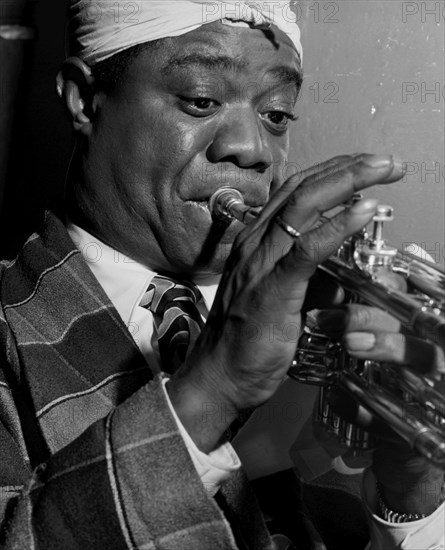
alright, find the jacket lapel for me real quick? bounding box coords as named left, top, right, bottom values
left=1, top=212, right=153, bottom=455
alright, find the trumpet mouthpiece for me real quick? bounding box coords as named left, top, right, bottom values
left=209, top=188, right=245, bottom=222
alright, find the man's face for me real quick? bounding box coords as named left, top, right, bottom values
left=84, top=21, right=302, bottom=276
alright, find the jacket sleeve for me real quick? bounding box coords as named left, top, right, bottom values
left=0, top=367, right=240, bottom=550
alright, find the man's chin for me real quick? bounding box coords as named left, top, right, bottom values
left=190, top=220, right=244, bottom=273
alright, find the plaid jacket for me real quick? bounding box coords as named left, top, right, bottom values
left=0, top=212, right=273, bottom=550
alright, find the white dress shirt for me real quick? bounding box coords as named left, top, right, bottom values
left=67, top=222, right=444, bottom=549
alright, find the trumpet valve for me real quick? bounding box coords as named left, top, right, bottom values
left=371, top=204, right=394, bottom=246
left=354, top=204, right=398, bottom=271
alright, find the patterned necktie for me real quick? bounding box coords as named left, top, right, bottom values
left=142, top=274, right=205, bottom=374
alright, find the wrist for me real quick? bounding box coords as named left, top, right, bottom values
left=372, top=442, right=445, bottom=516
left=166, top=366, right=239, bottom=454
left=378, top=474, right=445, bottom=518
left=377, top=486, right=427, bottom=522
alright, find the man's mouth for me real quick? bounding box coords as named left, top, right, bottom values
left=186, top=199, right=212, bottom=211
left=183, top=200, right=215, bottom=223
left=183, top=181, right=272, bottom=210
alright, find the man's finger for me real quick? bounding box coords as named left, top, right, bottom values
left=278, top=197, right=379, bottom=280
left=279, top=154, right=404, bottom=235
left=302, top=272, right=344, bottom=311
left=260, top=154, right=356, bottom=219
left=317, top=305, right=401, bottom=338
left=343, top=331, right=445, bottom=376
left=237, top=154, right=403, bottom=269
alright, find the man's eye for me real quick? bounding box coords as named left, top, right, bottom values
left=179, top=96, right=220, bottom=116
left=263, top=111, right=297, bottom=129
left=191, top=98, right=216, bottom=110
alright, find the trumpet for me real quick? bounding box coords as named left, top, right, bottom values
left=209, top=187, right=445, bottom=468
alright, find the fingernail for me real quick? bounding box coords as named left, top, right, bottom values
left=385, top=159, right=406, bottom=183
left=363, top=154, right=393, bottom=169
left=351, top=198, right=378, bottom=214
left=344, top=332, right=376, bottom=351
left=316, top=309, right=347, bottom=329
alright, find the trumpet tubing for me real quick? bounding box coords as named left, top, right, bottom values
left=209, top=187, right=445, bottom=468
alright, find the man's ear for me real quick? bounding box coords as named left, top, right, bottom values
left=56, top=57, right=97, bottom=134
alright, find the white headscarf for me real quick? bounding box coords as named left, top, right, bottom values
left=67, top=0, right=303, bottom=65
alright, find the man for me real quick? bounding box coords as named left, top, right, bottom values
left=0, top=1, right=443, bottom=548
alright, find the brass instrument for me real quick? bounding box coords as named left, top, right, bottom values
left=209, top=188, right=445, bottom=468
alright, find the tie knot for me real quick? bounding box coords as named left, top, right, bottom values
left=142, top=275, right=202, bottom=314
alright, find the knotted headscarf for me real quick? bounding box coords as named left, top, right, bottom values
left=67, top=0, right=303, bottom=65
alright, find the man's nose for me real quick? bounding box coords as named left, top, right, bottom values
left=206, top=109, right=274, bottom=171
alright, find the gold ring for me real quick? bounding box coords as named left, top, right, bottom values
left=274, top=216, right=301, bottom=238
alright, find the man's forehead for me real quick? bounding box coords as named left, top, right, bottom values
left=158, top=22, right=301, bottom=80
left=174, top=19, right=299, bottom=51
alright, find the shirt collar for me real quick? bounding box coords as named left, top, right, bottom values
left=66, top=221, right=220, bottom=324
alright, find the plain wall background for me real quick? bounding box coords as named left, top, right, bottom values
left=2, top=0, right=444, bottom=265
left=293, top=0, right=444, bottom=265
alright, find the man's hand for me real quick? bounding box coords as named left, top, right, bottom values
left=167, top=153, right=404, bottom=452
left=318, top=304, right=445, bottom=516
